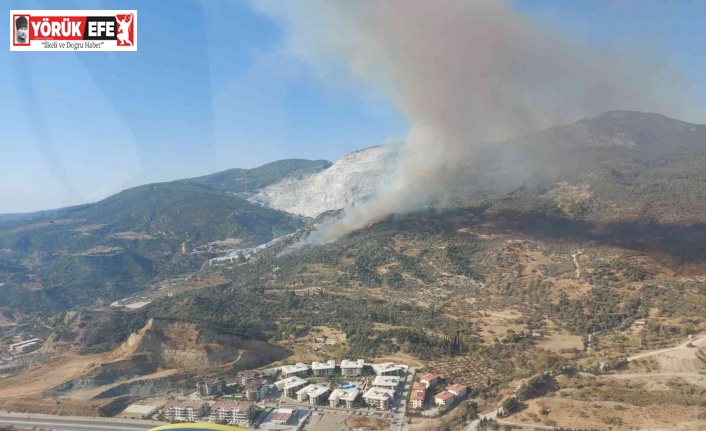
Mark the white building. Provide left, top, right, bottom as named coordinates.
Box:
left=245, top=379, right=269, bottom=401
left=447, top=383, right=468, bottom=399
left=274, top=376, right=309, bottom=397
left=409, top=390, right=425, bottom=409
left=418, top=373, right=442, bottom=389
left=371, top=362, right=404, bottom=376
left=311, top=360, right=336, bottom=376
left=340, top=359, right=365, bottom=376
left=328, top=388, right=359, bottom=408
left=164, top=400, right=209, bottom=421
left=8, top=339, right=42, bottom=354
left=209, top=401, right=254, bottom=426
left=296, top=384, right=330, bottom=405
left=281, top=363, right=309, bottom=378
left=363, top=387, right=396, bottom=410
left=373, top=375, right=401, bottom=390
left=434, top=391, right=456, bottom=407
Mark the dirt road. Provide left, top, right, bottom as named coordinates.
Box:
left=628, top=334, right=705, bottom=362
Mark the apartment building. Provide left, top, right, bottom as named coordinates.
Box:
left=164, top=400, right=209, bottom=421
left=209, top=401, right=254, bottom=426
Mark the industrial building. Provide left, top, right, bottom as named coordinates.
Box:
left=8, top=338, right=42, bottom=354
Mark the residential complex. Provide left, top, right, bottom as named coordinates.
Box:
left=363, top=387, right=396, bottom=410
left=418, top=373, right=442, bottom=389
left=434, top=390, right=456, bottom=407
left=209, top=401, right=254, bottom=426
left=280, top=362, right=309, bottom=378
left=244, top=379, right=268, bottom=401
left=372, top=375, right=401, bottom=390
left=274, top=376, right=309, bottom=397
left=410, top=390, right=425, bottom=409
left=311, top=360, right=336, bottom=376
left=328, top=388, right=359, bottom=408
left=340, top=359, right=365, bottom=376
left=295, top=384, right=330, bottom=405
left=447, top=383, right=468, bottom=398
left=196, top=376, right=226, bottom=396
left=371, top=362, right=405, bottom=376
left=164, top=400, right=209, bottom=421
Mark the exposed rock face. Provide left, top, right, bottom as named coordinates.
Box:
left=252, top=146, right=394, bottom=217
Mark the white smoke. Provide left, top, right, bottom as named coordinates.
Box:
left=256, top=0, right=689, bottom=246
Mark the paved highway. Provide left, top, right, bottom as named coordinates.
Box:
left=0, top=412, right=161, bottom=431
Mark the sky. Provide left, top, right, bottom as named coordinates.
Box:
left=0, top=0, right=705, bottom=214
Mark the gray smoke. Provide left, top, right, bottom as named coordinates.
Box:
left=257, top=0, right=688, bottom=245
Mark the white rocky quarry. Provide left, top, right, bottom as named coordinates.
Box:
left=252, top=146, right=394, bottom=218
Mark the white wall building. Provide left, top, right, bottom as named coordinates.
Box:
left=296, top=384, right=330, bottom=405
left=164, top=400, right=209, bottom=421
left=328, top=388, right=359, bottom=408
left=373, top=375, right=401, bottom=390
left=274, top=376, right=309, bottom=397
left=209, top=401, right=254, bottom=425
left=363, top=387, right=396, bottom=410
left=371, top=362, right=404, bottom=376
left=340, top=359, right=365, bottom=376
left=281, top=363, right=309, bottom=378
left=311, top=360, right=336, bottom=376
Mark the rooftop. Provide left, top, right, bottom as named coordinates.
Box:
left=410, top=391, right=425, bottom=401
left=419, top=373, right=442, bottom=381
left=281, top=363, right=309, bottom=374
left=373, top=375, right=401, bottom=387
left=311, top=360, right=336, bottom=370
left=296, top=384, right=330, bottom=398
left=371, top=362, right=404, bottom=375
left=165, top=400, right=205, bottom=409
left=212, top=401, right=253, bottom=411
left=412, top=382, right=427, bottom=392
left=363, top=387, right=396, bottom=401
left=329, top=388, right=359, bottom=402
left=275, top=376, right=308, bottom=389
left=435, top=391, right=456, bottom=401
left=447, top=383, right=468, bottom=393
left=340, top=359, right=365, bottom=368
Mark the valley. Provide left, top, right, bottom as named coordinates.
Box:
left=0, top=112, right=705, bottom=430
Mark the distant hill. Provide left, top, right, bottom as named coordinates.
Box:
left=0, top=159, right=328, bottom=313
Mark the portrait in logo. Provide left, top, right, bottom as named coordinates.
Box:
left=115, top=13, right=133, bottom=46
left=15, top=15, right=29, bottom=44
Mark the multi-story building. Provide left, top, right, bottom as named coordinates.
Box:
left=280, top=363, right=309, bottom=378
left=412, top=382, right=427, bottom=395
left=434, top=391, right=456, bottom=407
left=328, top=388, right=359, bottom=408
left=371, top=362, right=404, bottom=376
left=296, top=384, right=330, bottom=405
left=239, top=370, right=262, bottom=386
left=245, top=379, right=269, bottom=401
left=340, top=359, right=365, bottom=376
left=362, top=387, right=396, bottom=410
left=164, top=400, right=209, bottom=421
left=418, top=373, right=442, bottom=389
left=274, top=376, right=309, bottom=397
left=447, top=383, right=468, bottom=399
left=311, top=360, right=336, bottom=377
left=372, top=375, right=401, bottom=390
left=409, top=390, right=425, bottom=409
left=196, top=376, right=227, bottom=396
left=209, top=401, right=254, bottom=426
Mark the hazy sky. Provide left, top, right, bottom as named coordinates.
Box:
left=1, top=0, right=705, bottom=214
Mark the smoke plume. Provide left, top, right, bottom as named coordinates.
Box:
left=257, top=0, right=687, bottom=246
